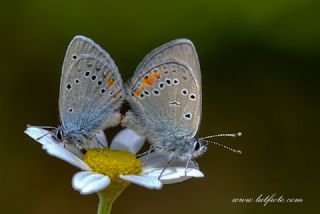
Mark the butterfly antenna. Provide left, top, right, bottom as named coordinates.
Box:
left=200, top=139, right=242, bottom=154
left=27, top=124, right=57, bottom=141
left=35, top=130, right=55, bottom=141
left=199, top=132, right=242, bottom=140
left=27, top=124, right=57, bottom=129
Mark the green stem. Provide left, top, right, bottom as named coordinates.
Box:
left=97, top=182, right=129, bottom=214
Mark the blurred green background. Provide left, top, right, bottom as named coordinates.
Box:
left=0, top=0, right=319, bottom=213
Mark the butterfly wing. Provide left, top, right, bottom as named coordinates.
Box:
left=59, top=36, right=123, bottom=135
left=123, top=39, right=201, bottom=144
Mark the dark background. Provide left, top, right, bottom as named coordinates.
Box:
left=0, top=0, right=319, bottom=213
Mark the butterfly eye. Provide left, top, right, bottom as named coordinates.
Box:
left=55, top=129, right=63, bottom=141
left=194, top=141, right=201, bottom=151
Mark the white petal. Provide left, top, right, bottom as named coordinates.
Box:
left=141, top=153, right=204, bottom=184
left=102, top=112, right=121, bottom=128
left=72, top=171, right=110, bottom=195
left=25, top=127, right=90, bottom=170
left=95, top=130, right=108, bottom=148
left=25, top=127, right=57, bottom=146
left=120, top=175, right=162, bottom=189
left=25, top=126, right=83, bottom=158
left=143, top=168, right=204, bottom=184
left=72, top=171, right=93, bottom=190
left=81, top=131, right=108, bottom=150
left=110, top=128, right=145, bottom=154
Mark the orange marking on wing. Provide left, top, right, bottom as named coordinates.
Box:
left=154, top=72, right=161, bottom=78
left=107, top=78, right=116, bottom=88
left=142, top=75, right=156, bottom=86
left=139, top=84, right=145, bottom=90
left=133, top=90, right=141, bottom=97
left=113, top=91, right=121, bottom=100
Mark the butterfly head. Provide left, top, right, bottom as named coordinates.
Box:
left=191, top=138, right=207, bottom=158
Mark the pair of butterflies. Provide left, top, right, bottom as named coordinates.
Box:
left=33, top=35, right=240, bottom=164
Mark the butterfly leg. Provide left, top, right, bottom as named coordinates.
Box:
left=145, top=145, right=154, bottom=161
left=94, top=130, right=108, bottom=149
left=184, top=156, right=193, bottom=176
left=34, top=128, right=56, bottom=141
left=137, top=145, right=154, bottom=158
left=192, top=158, right=199, bottom=168
left=158, top=156, right=175, bottom=180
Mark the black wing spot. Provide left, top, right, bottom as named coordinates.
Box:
left=66, top=84, right=72, bottom=90
left=165, top=78, right=172, bottom=85
left=153, top=89, right=160, bottom=96
left=189, top=93, right=196, bottom=101
left=159, top=82, right=165, bottom=89
left=144, top=90, right=150, bottom=96
left=100, top=88, right=106, bottom=94
left=72, top=54, right=78, bottom=60
left=181, top=89, right=188, bottom=95
left=85, top=71, right=90, bottom=77
left=173, top=78, right=179, bottom=85
left=183, top=113, right=192, bottom=120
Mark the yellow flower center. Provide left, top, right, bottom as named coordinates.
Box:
left=84, top=148, right=142, bottom=182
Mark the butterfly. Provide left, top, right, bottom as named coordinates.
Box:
left=122, top=39, right=241, bottom=168
left=29, top=35, right=123, bottom=149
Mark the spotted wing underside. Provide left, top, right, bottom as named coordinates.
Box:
left=59, top=36, right=123, bottom=133
left=123, top=39, right=202, bottom=143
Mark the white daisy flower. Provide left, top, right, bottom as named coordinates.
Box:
left=24, top=127, right=204, bottom=195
